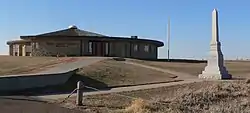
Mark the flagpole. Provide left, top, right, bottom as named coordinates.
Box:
left=167, top=17, right=170, bottom=61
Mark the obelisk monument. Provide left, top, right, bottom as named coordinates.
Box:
left=198, top=9, right=231, bottom=80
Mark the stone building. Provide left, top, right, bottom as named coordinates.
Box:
left=6, top=25, right=164, bottom=59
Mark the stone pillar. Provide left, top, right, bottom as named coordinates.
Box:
left=9, top=45, right=13, bottom=56
left=198, top=9, right=231, bottom=80
left=18, top=44, right=23, bottom=56
left=22, top=45, right=26, bottom=56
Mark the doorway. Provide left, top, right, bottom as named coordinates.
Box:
left=88, top=41, right=109, bottom=56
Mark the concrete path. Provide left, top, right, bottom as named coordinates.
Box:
left=33, top=61, right=201, bottom=101
left=34, top=79, right=203, bottom=101
left=124, top=61, right=196, bottom=80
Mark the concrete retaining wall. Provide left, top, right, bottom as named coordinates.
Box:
left=0, top=69, right=77, bottom=91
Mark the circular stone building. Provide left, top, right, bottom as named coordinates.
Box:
left=7, top=26, right=164, bottom=59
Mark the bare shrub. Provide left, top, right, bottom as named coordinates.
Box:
left=124, top=98, right=150, bottom=113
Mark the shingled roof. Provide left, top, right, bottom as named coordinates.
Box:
left=16, top=25, right=164, bottom=47
left=36, top=25, right=106, bottom=37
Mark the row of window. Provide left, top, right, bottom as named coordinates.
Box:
left=46, top=42, right=78, bottom=47
left=88, top=42, right=109, bottom=55
left=13, top=52, right=31, bottom=56
left=134, top=44, right=150, bottom=52
left=34, top=42, right=150, bottom=53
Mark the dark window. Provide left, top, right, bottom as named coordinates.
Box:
left=144, top=45, right=149, bottom=52
left=134, top=44, right=138, bottom=51
left=26, top=52, right=31, bottom=56
left=88, top=42, right=92, bottom=53
left=105, top=42, right=109, bottom=55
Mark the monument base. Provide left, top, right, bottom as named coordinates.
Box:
left=198, top=65, right=232, bottom=80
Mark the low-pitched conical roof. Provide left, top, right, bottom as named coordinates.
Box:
left=36, top=26, right=106, bottom=37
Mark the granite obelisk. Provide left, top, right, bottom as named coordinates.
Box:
left=198, top=9, right=231, bottom=80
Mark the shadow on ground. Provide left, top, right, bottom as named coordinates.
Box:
left=0, top=73, right=183, bottom=96
left=0, top=74, right=109, bottom=96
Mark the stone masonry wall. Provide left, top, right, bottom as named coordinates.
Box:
left=31, top=40, right=81, bottom=56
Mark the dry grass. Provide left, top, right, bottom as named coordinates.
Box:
left=129, top=59, right=250, bottom=78
left=77, top=59, right=177, bottom=87
left=0, top=56, right=79, bottom=75
left=60, top=80, right=250, bottom=113
left=124, top=98, right=150, bottom=113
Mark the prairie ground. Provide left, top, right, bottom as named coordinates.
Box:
left=129, top=59, right=250, bottom=78
left=0, top=56, right=80, bottom=75
left=7, top=58, right=177, bottom=95
left=76, top=59, right=177, bottom=88
left=2, top=57, right=250, bottom=113
left=60, top=80, right=250, bottom=113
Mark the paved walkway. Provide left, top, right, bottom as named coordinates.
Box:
left=33, top=61, right=201, bottom=101
left=124, top=61, right=196, bottom=80
left=35, top=79, right=203, bottom=101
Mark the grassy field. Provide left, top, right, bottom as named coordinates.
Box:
left=129, top=59, right=250, bottom=78
left=8, top=58, right=178, bottom=95
left=76, top=59, right=177, bottom=88
left=0, top=56, right=79, bottom=75
left=3, top=58, right=250, bottom=112
left=60, top=80, right=250, bottom=113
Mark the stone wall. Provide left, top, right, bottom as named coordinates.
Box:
left=31, top=40, right=81, bottom=56
left=29, top=39, right=158, bottom=59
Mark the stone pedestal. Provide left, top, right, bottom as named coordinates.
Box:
left=198, top=42, right=231, bottom=79
left=198, top=9, right=231, bottom=80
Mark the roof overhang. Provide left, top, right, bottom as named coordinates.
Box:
left=6, top=39, right=31, bottom=45
left=20, top=36, right=164, bottom=47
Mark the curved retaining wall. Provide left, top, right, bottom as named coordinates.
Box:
left=0, top=69, right=77, bottom=92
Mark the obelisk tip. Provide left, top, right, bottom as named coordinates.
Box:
left=213, top=9, right=217, bottom=12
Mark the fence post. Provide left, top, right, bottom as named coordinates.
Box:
left=76, top=81, right=83, bottom=106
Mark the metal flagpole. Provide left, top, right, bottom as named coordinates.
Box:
left=167, top=17, right=170, bottom=61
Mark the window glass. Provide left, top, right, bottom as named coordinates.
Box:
left=144, top=45, right=149, bottom=52
left=134, top=44, right=138, bottom=51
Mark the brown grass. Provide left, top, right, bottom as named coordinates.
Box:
left=124, top=98, right=150, bottom=113
left=0, top=56, right=79, bottom=75
left=60, top=80, right=250, bottom=113
left=129, top=59, right=250, bottom=78
left=77, top=59, right=177, bottom=87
